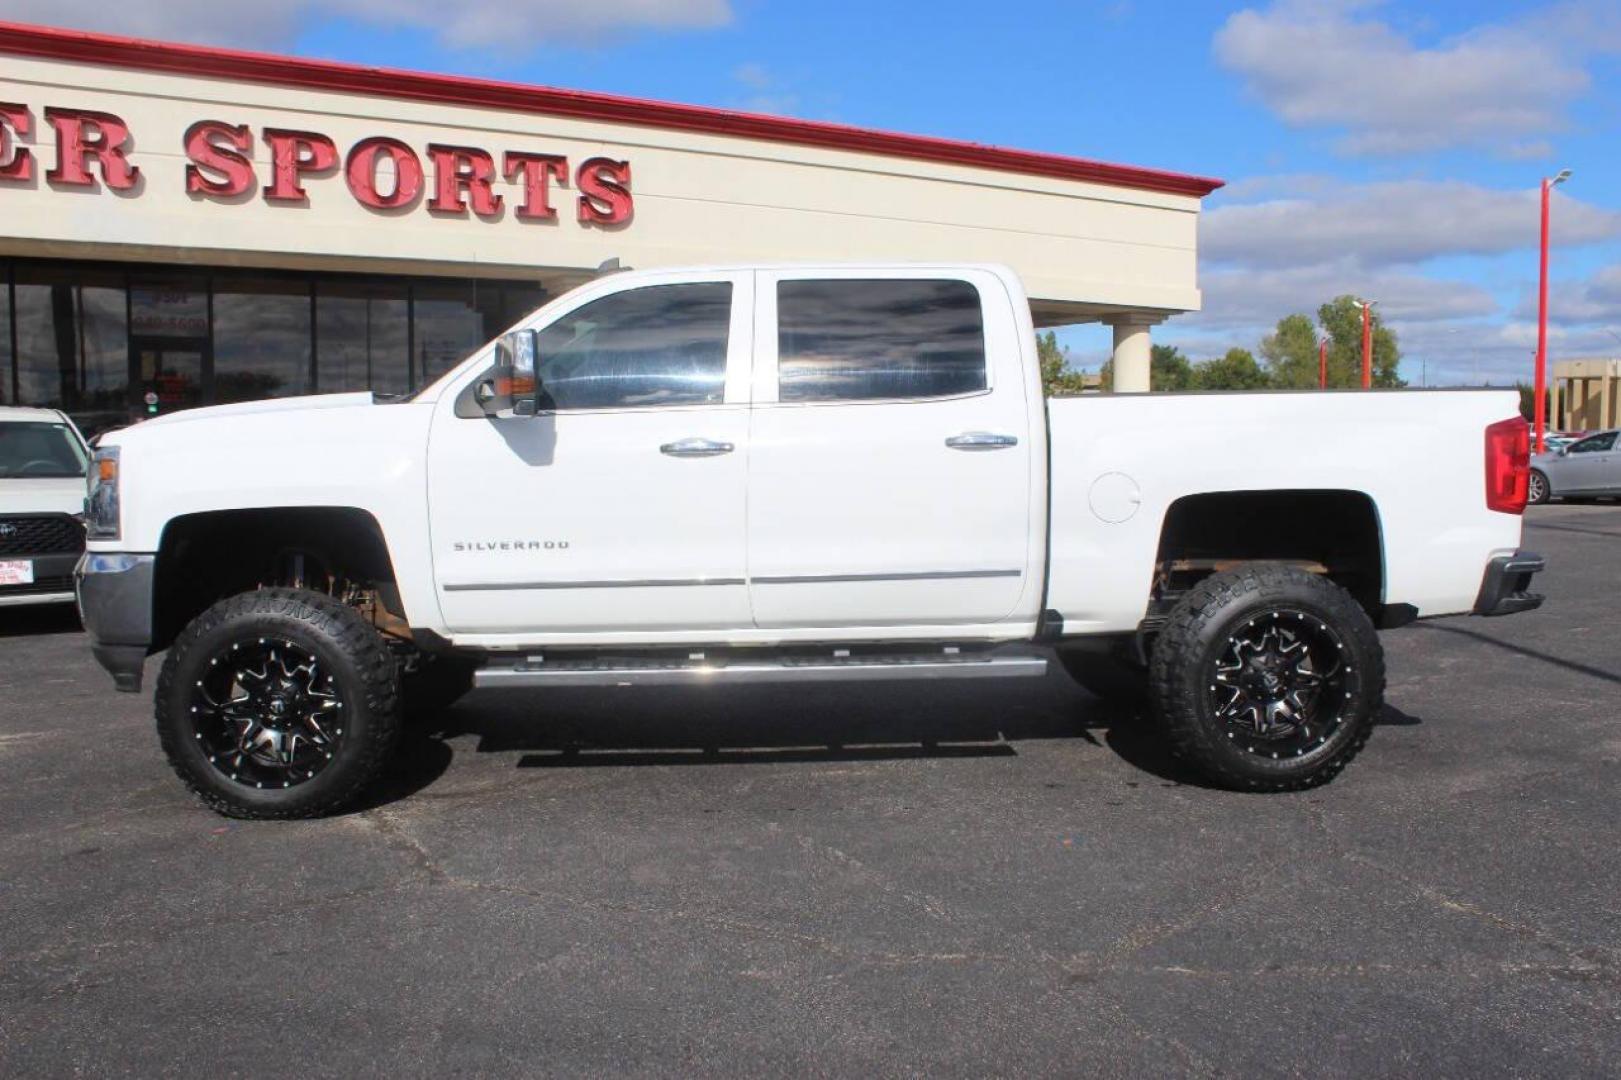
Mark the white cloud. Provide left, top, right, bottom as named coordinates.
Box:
left=1203, top=179, right=1621, bottom=269
left=728, top=62, right=800, bottom=117
left=1514, top=264, right=1621, bottom=326
left=1190, top=263, right=1496, bottom=330
left=733, top=62, right=771, bottom=90
left=0, top=0, right=733, bottom=49
left=1214, top=1, right=1620, bottom=156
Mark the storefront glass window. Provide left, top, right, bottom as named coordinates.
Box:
left=413, top=282, right=486, bottom=388
left=214, top=277, right=312, bottom=403
left=15, top=264, right=129, bottom=434
left=2, top=260, right=566, bottom=422
left=316, top=282, right=409, bottom=396
left=1, top=265, right=12, bottom=406
left=78, top=279, right=129, bottom=434
left=130, top=276, right=208, bottom=417
left=478, top=283, right=552, bottom=341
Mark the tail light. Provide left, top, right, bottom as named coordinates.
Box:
left=1485, top=417, right=1529, bottom=515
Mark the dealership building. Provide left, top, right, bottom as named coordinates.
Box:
left=0, top=21, right=1221, bottom=434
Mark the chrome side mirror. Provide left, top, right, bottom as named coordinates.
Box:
left=479, top=329, right=541, bottom=418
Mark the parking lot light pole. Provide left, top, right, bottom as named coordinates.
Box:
left=1353, top=299, right=1377, bottom=389
left=1319, top=337, right=1328, bottom=389
left=1535, top=169, right=1572, bottom=454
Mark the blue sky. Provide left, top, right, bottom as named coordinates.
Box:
left=7, top=0, right=1620, bottom=384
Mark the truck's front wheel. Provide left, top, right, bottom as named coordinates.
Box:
left=154, top=588, right=402, bottom=818
left=1148, top=564, right=1384, bottom=791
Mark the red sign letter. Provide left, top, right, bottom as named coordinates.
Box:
left=184, top=120, right=254, bottom=197
left=45, top=108, right=140, bottom=190
left=577, top=157, right=632, bottom=225
left=428, top=144, right=502, bottom=216
left=262, top=128, right=338, bottom=203
left=345, top=137, right=424, bottom=210
left=503, top=151, right=568, bottom=222
left=0, top=102, right=32, bottom=182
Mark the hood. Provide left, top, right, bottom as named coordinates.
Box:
left=133, top=392, right=378, bottom=431
left=0, top=475, right=85, bottom=516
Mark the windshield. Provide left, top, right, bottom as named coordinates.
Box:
left=0, top=422, right=89, bottom=479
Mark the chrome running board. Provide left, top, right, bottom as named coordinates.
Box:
left=473, top=650, right=1048, bottom=689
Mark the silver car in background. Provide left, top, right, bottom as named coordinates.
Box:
left=1529, top=429, right=1621, bottom=504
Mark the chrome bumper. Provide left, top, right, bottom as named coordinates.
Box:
left=74, top=552, right=156, bottom=692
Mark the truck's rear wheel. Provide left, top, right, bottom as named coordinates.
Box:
left=1148, top=564, right=1383, bottom=791
left=154, top=588, right=402, bottom=819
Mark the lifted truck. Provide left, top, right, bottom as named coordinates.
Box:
left=75, top=264, right=1545, bottom=817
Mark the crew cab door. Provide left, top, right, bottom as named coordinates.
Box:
left=427, top=272, right=754, bottom=636
left=745, top=269, right=1038, bottom=630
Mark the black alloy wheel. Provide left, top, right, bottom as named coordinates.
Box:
left=1148, top=563, right=1384, bottom=791
left=156, top=588, right=402, bottom=818
left=188, top=637, right=346, bottom=790
left=1209, top=610, right=1349, bottom=761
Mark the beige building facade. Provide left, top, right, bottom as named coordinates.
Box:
left=1552, top=359, right=1620, bottom=432
left=0, top=21, right=1220, bottom=431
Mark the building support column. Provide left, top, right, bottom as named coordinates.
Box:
left=1108, top=314, right=1161, bottom=393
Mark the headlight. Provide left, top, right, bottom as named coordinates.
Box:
left=86, top=446, right=121, bottom=541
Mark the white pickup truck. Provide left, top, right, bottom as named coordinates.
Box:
left=75, top=263, right=1545, bottom=818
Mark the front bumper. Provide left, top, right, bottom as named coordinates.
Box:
left=0, top=550, right=81, bottom=606
left=74, top=552, right=156, bottom=692
left=1473, top=551, right=1546, bottom=617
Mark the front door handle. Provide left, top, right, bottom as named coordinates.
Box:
left=660, top=437, right=735, bottom=457
left=945, top=431, right=1019, bottom=451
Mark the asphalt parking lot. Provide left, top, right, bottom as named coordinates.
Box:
left=2, top=503, right=1618, bottom=1078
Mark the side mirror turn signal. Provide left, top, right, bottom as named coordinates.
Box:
left=482, top=329, right=542, bottom=417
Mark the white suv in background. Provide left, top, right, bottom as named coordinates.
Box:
left=0, top=407, right=90, bottom=607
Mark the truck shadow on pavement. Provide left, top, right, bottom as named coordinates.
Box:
left=0, top=604, right=82, bottom=638
left=364, top=678, right=1427, bottom=808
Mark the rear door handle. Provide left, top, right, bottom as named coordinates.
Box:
left=660, top=437, right=735, bottom=457
left=945, top=431, right=1019, bottom=450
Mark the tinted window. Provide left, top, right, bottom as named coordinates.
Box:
left=777, top=279, right=986, bottom=402
left=316, top=282, right=409, bottom=397
left=536, top=283, right=731, bottom=410
left=1570, top=432, right=1617, bottom=453
left=214, top=276, right=311, bottom=404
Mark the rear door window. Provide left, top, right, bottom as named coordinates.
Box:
left=776, top=279, right=987, bottom=403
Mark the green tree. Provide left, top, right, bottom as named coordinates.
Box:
left=1191, top=347, right=1270, bottom=390
left=1037, top=330, right=1091, bottom=396
left=1259, top=313, right=1321, bottom=388
left=1317, top=295, right=1405, bottom=388
left=1259, top=300, right=1405, bottom=389
left=1150, top=343, right=1193, bottom=391
left=1100, top=344, right=1192, bottom=391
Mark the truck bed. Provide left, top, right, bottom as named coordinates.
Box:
left=1044, top=389, right=1525, bottom=635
